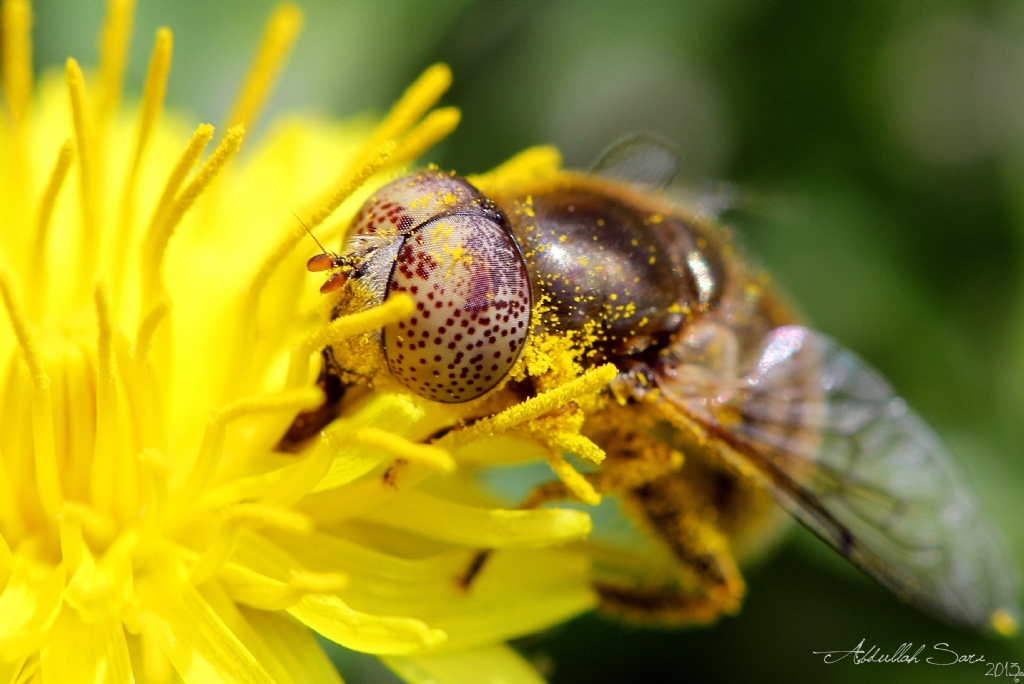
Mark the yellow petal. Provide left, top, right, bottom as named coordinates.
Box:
left=197, top=580, right=300, bottom=684
left=357, top=490, right=591, bottom=548
left=0, top=559, right=64, bottom=662
left=288, top=593, right=446, bottom=655
left=269, top=530, right=597, bottom=652
left=239, top=606, right=342, bottom=684
left=134, top=564, right=275, bottom=684
left=38, top=608, right=132, bottom=684
left=0, top=657, right=27, bottom=684
left=384, top=644, right=547, bottom=684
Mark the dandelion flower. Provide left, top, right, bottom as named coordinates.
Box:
left=0, top=1, right=604, bottom=681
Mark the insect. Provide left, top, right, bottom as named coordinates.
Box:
left=301, top=134, right=1021, bottom=634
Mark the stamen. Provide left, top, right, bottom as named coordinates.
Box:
left=389, top=106, right=461, bottom=168
left=257, top=424, right=344, bottom=507
left=1, top=0, right=32, bottom=127
left=189, top=502, right=312, bottom=585
left=61, top=500, right=117, bottom=548
left=164, top=126, right=245, bottom=223
left=251, top=138, right=393, bottom=296
left=439, top=363, right=618, bottom=449
left=58, top=514, right=85, bottom=575
left=305, top=139, right=396, bottom=229
left=137, top=448, right=169, bottom=547
left=91, top=285, right=119, bottom=516
left=225, top=3, right=302, bottom=134
left=0, top=532, right=11, bottom=582
left=227, top=568, right=347, bottom=611
left=148, top=123, right=214, bottom=235
left=133, top=300, right=170, bottom=452
left=0, top=450, right=21, bottom=539
left=289, top=570, right=347, bottom=594
left=66, top=58, right=100, bottom=297
left=136, top=613, right=172, bottom=683
left=30, top=139, right=76, bottom=311
left=230, top=141, right=396, bottom=392
left=95, top=0, right=136, bottom=128
left=468, top=145, right=562, bottom=193
left=545, top=452, right=600, bottom=505
left=0, top=274, right=63, bottom=519
left=361, top=63, right=452, bottom=156
left=546, top=431, right=606, bottom=464
left=135, top=298, right=169, bottom=362
left=285, top=293, right=413, bottom=388
left=112, top=27, right=172, bottom=300
left=354, top=427, right=456, bottom=473
left=143, top=125, right=245, bottom=306
left=170, top=387, right=324, bottom=519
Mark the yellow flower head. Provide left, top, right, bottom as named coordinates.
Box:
left=0, top=1, right=600, bottom=682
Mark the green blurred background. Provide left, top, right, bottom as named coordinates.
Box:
left=31, top=0, right=1024, bottom=681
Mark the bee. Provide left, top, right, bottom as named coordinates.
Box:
left=299, top=134, right=1021, bottom=635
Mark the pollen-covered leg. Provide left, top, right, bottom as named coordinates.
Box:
left=616, top=475, right=747, bottom=623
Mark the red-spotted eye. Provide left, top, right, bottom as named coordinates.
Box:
left=382, top=212, right=532, bottom=403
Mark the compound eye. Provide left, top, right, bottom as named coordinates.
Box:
left=382, top=213, right=532, bottom=403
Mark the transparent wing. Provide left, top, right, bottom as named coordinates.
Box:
left=589, top=132, right=681, bottom=190
left=657, top=325, right=1021, bottom=632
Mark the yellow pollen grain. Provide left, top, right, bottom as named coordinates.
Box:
left=390, top=106, right=461, bottom=169
left=96, top=0, right=135, bottom=128
left=1, top=0, right=32, bottom=127
left=225, top=3, right=302, bottom=134
left=0, top=274, right=63, bottom=518
left=354, top=427, right=456, bottom=473
left=441, top=363, right=618, bottom=449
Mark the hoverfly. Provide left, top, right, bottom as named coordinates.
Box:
left=296, top=133, right=1021, bottom=635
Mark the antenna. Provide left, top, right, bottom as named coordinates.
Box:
left=293, top=212, right=329, bottom=255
